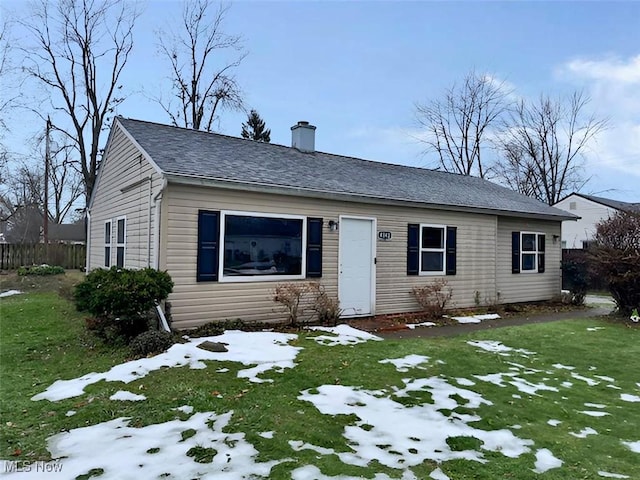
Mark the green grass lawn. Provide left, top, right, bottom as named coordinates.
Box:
left=1, top=287, right=639, bottom=479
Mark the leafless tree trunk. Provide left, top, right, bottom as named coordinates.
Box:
left=495, top=92, right=607, bottom=205
left=415, top=70, right=510, bottom=178
left=156, top=0, right=246, bottom=131
left=20, top=0, right=139, bottom=204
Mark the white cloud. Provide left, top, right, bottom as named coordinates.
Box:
left=557, top=55, right=640, bottom=196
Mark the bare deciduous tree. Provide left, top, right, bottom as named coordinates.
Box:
left=416, top=70, right=510, bottom=178
left=156, top=0, right=246, bottom=131
left=495, top=92, right=607, bottom=205
left=20, top=0, right=139, bottom=203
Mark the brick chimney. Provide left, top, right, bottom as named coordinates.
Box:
left=291, top=121, right=316, bottom=152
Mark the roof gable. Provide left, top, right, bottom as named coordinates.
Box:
left=115, top=117, right=576, bottom=220
left=575, top=193, right=640, bottom=213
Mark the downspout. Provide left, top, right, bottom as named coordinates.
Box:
left=85, top=210, right=91, bottom=274
left=146, top=176, right=153, bottom=267
left=152, top=177, right=167, bottom=270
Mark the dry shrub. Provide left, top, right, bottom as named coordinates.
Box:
left=273, top=282, right=341, bottom=327
left=411, top=279, right=453, bottom=319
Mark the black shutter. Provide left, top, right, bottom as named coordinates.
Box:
left=197, top=211, right=220, bottom=282
left=538, top=234, right=546, bottom=273
left=512, top=231, right=520, bottom=274
left=445, top=226, right=457, bottom=275
left=306, top=218, right=323, bottom=278
left=407, top=224, right=420, bottom=275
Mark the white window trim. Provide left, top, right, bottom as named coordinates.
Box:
left=104, top=220, right=112, bottom=267
left=419, top=223, right=446, bottom=276
left=116, top=216, right=127, bottom=268
left=520, top=231, right=542, bottom=274
left=218, top=210, right=307, bottom=283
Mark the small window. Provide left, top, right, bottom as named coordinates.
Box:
left=104, top=221, right=112, bottom=267
left=520, top=232, right=544, bottom=273
left=220, top=212, right=305, bottom=281
left=420, top=225, right=445, bottom=275
left=116, top=217, right=126, bottom=268
left=569, top=201, right=577, bottom=210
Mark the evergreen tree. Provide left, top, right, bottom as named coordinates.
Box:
left=241, top=109, right=271, bottom=142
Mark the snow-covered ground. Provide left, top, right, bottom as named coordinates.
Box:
left=0, top=290, right=22, bottom=298
left=3, top=325, right=638, bottom=479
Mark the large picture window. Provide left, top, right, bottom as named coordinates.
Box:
left=220, top=212, right=305, bottom=281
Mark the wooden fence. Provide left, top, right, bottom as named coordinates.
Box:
left=0, top=243, right=86, bottom=270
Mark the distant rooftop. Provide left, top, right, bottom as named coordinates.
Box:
left=571, top=193, right=640, bottom=213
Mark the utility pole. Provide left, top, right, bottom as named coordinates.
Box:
left=44, top=117, right=51, bottom=244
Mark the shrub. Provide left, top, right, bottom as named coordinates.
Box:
left=561, top=250, right=589, bottom=305
left=17, top=264, right=65, bottom=276
left=273, top=282, right=309, bottom=326
left=411, top=279, right=453, bottom=319
left=75, top=267, right=174, bottom=342
left=307, top=283, right=342, bottom=326
left=189, top=319, right=245, bottom=337
left=589, top=211, right=640, bottom=315
left=130, top=330, right=175, bottom=357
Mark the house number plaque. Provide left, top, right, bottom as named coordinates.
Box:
left=378, top=231, right=392, bottom=241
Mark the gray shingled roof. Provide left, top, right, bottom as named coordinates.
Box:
left=118, top=117, right=575, bottom=220
left=576, top=193, right=640, bottom=213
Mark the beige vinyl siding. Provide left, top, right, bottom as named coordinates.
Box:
left=163, top=184, right=499, bottom=329
left=88, top=126, right=160, bottom=271
left=496, top=217, right=562, bottom=303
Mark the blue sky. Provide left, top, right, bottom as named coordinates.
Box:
left=4, top=0, right=640, bottom=201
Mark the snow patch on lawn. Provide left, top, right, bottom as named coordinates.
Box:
left=584, top=403, right=606, bottom=408
left=32, top=331, right=301, bottom=401
left=580, top=411, right=610, bottom=417
left=17, top=411, right=280, bottom=479
left=620, top=393, right=640, bottom=402
left=172, top=405, right=193, bottom=414
left=547, top=419, right=562, bottom=427
left=452, top=313, right=500, bottom=324
left=109, top=390, right=146, bottom=401
left=570, top=427, right=598, bottom=438
left=299, top=381, right=533, bottom=470
left=379, top=354, right=430, bottom=372
left=553, top=363, right=575, bottom=370
left=467, top=340, right=535, bottom=357
left=533, top=448, right=563, bottom=473
left=430, top=467, right=451, bottom=480
left=473, top=371, right=558, bottom=396
left=0, top=289, right=22, bottom=298
left=598, top=472, right=630, bottom=478
left=571, top=372, right=600, bottom=386
left=622, top=441, right=640, bottom=453
left=456, top=378, right=475, bottom=386
left=290, top=465, right=417, bottom=480
left=308, top=325, right=382, bottom=346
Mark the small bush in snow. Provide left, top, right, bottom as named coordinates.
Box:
left=130, top=330, right=175, bottom=357
left=75, top=267, right=173, bottom=343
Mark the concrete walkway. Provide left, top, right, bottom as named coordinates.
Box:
left=379, top=305, right=614, bottom=340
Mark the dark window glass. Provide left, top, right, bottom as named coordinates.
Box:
left=104, top=247, right=111, bottom=267
left=421, top=251, right=444, bottom=272
left=422, top=227, right=444, bottom=249
left=117, top=219, right=126, bottom=244
left=116, top=247, right=125, bottom=268
left=223, top=215, right=303, bottom=276
left=522, top=253, right=536, bottom=271
left=105, top=222, right=111, bottom=244
left=522, top=233, right=536, bottom=252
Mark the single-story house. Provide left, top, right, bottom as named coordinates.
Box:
left=553, top=193, right=640, bottom=249
left=87, top=117, right=577, bottom=329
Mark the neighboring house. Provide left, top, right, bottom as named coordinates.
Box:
left=553, top=193, right=640, bottom=249
left=86, top=117, right=577, bottom=329
left=49, top=222, right=87, bottom=245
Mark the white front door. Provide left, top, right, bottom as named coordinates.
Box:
left=339, top=217, right=376, bottom=317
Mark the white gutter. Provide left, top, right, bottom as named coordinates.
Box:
left=146, top=176, right=153, bottom=267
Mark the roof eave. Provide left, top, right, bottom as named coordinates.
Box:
left=164, top=173, right=577, bottom=222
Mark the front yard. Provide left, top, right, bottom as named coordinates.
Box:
left=1, top=289, right=639, bottom=479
